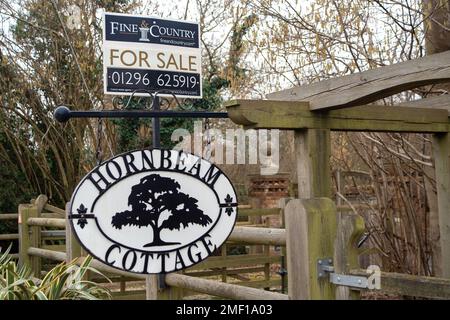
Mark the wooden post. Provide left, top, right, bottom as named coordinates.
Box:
left=29, top=204, right=41, bottom=277
left=336, top=170, right=342, bottom=206
left=145, top=274, right=183, bottom=300
left=19, top=203, right=40, bottom=276
left=30, top=195, right=47, bottom=277
left=34, top=195, right=48, bottom=215
left=334, top=211, right=365, bottom=300
left=263, top=216, right=271, bottom=290
left=285, top=198, right=337, bottom=299
left=146, top=275, right=158, bottom=300
left=263, top=246, right=271, bottom=289
left=221, top=244, right=227, bottom=283
left=18, top=204, right=31, bottom=268
left=295, top=129, right=332, bottom=199
left=120, top=277, right=126, bottom=293
left=278, top=197, right=293, bottom=294
left=433, top=132, right=450, bottom=278
left=65, top=202, right=81, bottom=262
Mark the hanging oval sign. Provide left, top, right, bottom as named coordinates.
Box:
left=69, top=149, right=238, bottom=274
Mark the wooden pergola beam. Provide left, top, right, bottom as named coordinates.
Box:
left=225, top=99, right=450, bottom=133
left=396, top=95, right=450, bottom=116
left=267, top=50, right=450, bottom=111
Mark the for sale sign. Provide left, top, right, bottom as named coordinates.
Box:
left=103, top=12, right=202, bottom=98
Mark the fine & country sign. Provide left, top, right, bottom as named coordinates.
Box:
left=69, top=149, right=238, bottom=274
left=103, top=12, right=202, bottom=98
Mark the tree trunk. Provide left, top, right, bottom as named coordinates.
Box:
left=144, top=221, right=180, bottom=247
left=423, top=0, right=450, bottom=55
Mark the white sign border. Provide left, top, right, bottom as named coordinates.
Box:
left=69, top=148, right=238, bottom=274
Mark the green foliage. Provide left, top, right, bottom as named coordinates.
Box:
left=0, top=247, right=111, bottom=300
left=0, top=130, right=34, bottom=236
left=113, top=98, right=152, bottom=153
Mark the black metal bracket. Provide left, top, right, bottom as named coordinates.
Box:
left=54, top=89, right=229, bottom=123
left=53, top=106, right=229, bottom=123
left=158, top=273, right=167, bottom=290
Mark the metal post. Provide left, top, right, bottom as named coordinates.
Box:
left=152, top=96, right=163, bottom=292
left=152, top=96, right=161, bottom=149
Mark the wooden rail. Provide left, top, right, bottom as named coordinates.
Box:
left=226, top=100, right=450, bottom=133
left=164, top=274, right=288, bottom=300
left=0, top=214, right=18, bottom=220
left=228, top=226, right=286, bottom=245
left=0, top=233, right=19, bottom=240
left=238, top=208, right=281, bottom=217
left=23, top=217, right=285, bottom=245
left=350, top=269, right=450, bottom=299
left=0, top=212, right=20, bottom=260
left=27, top=217, right=65, bottom=228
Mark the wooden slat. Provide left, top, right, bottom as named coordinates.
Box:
left=189, top=254, right=281, bottom=270
left=90, top=276, right=140, bottom=283
left=350, top=269, right=450, bottom=299
left=41, top=230, right=66, bottom=237
left=397, top=95, right=450, bottom=115
left=225, top=100, right=450, bottom=133
left=233, top=279, right=281, bottom=289
left=113, top=290, right=146, bottom=300
left=185, top=266, right=265, bottom=278
left=267, top=50, right=450, bottom=110
left=238, top=208, right=281, bottom=217
left=235, top=222, right=266, bottom=227
left=41, top=245, right=66, bottom=252
left=334, top=212, right=365, bottom=300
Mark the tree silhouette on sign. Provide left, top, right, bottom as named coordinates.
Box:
left=111, top=174, right=212, bottom=247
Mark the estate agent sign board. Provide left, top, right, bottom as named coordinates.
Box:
left=103, top=12, right=202, bottom=98
left=69, top=149, right=238, bottom=274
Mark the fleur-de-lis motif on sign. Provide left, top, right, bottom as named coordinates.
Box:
left=77, top=204, right=88, bottom=229
left=224, top=194, right=234, bottom=216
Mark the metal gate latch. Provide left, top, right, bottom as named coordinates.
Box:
left=317, top=258, right=369, bottom=289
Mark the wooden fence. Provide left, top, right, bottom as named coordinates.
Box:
left=4, top=193, right=450, bottom=299
left=0, top=214, right=19, bottom=260
left=3, top=194, right=287, bottom=300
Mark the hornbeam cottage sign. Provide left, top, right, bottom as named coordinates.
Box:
left=69, top=149, right=238, bottom=274
left=103, top=12, right=202, bottom=98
